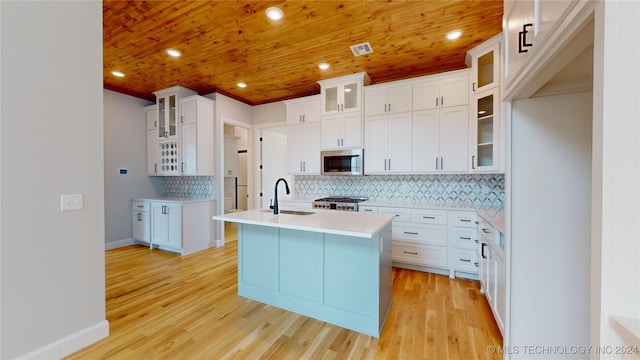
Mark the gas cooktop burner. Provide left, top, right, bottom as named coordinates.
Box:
left=314, top=196, right=368, bottom=203
left=312, top=196, right=368, bottom=211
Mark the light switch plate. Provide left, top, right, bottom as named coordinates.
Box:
left=61, top=194, right=83, bottom=211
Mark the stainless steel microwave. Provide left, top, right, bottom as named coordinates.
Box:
left=321, top=149, right=363, bottom=175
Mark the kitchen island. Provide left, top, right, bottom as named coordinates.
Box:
left=213, top=209, right=395, bottom=337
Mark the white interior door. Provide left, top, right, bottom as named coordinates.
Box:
left=259, top=129, right=289, bottom=208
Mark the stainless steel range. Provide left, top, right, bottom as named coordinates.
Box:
left=313, top=196, right=368, bottom=212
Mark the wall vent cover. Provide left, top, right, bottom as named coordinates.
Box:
left=350, top=42, right=373, bottom=56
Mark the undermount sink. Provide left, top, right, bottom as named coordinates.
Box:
left=262, top=209, right=315, bottom=215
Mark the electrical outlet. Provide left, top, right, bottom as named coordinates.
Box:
left=61, top=194, right=84, bottom=211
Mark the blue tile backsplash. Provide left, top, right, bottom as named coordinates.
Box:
left=164, top=176, right=216, bottom=198
left=293, top=174, right=504, bottom=207
left=162, top=174, right=504, bottom=207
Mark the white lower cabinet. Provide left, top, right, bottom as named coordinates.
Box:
left=132, top=200, right=151, bottom=244
left=448, top=211, right=479, bottom=276
left=478, top=216, right=506, bottom=335
left=361, top=206, right=447, bottom=269
left=134, top=199, right=214, bottom=255
left=392, top=241, right=448, bottom=268
left=151, top=202, right=182, bottom=251
left=360, top=205, right=486, bottom=279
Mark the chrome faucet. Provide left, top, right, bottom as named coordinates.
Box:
left=273, top=178, right=290, bottom=214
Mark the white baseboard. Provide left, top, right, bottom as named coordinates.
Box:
left=212, top=239, right=224, bottom=247
left=17, top=320, right=109, bottom=360
left=105, top=238, right=134, bottom=250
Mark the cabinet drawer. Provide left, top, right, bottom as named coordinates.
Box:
left=411, top=209, right=448, bottom=225
left=359, top=206, right=378, bottom=213
left=132, top=200, right=150, bottom=212
left=450, top=248, right=479, bottom=273
left=393, top=241, right=448, bottom=268
left=450, top=227, right=478, bottom=250
left=378, top=207, right=411, bottom=223
left=393, top=224, right=447, bottom=246
left=448, top=211, right=477, bottom=228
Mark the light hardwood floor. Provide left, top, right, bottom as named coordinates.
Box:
left=66, top=225, right=502, bottom=359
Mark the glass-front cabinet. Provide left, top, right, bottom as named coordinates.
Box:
left=471, top=89, right=500, bottom=172
left=469, top=37, right=500, bottom=94
left=318, top=72, right=370, bottom=115
left=157, top=93, right=177, bottom=139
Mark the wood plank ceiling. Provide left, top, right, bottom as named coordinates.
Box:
left=103, top=1, right=503, bottom=105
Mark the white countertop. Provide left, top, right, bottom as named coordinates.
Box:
left=133, top=197, right=215, bottom=204
left=476, top=207, right=505, bottom=233
left=213, top=208, right=395, bottom=239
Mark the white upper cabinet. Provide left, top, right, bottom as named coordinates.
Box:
left=413, top=73, right=469, bottom=111
left=180, top=95, right=215, bottom=176
left=145, top=105, right=158, bottom=176
left=147, top=90, right=214, bottom=177
left=364, top=83, right=412, bottom=116
left=318, top=73, right=370, bottom=150
left=318, top=72, right=371, bottom=115
left=470, top=89, right=501, bottom=172
left=412, top=106, right=469, bottom=173
left=153, top=86, right=197, bottom=140
left=287, top=123, right=321, bottom=175
left=466, top=34, right=502, bottom=94
left=320, top=113, right=362, bottom=149
left=364, top=112, right=412, bottom=174
left=284, top=95, right=321, bottom=125
left=504, top=0, right=535, bottom=84
left=285, top=95, right=321, bottom=174
left=467, top=34, right=504, bottom=173
left=503, top=0, right=577, bottom=86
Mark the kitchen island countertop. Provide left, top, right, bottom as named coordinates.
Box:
left=213, top=208, right=395, bottom=239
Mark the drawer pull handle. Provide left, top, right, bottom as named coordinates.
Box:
left=461, top=219, right=471, bottom=222
left=395, top=214, right=400, bottom=217
left=481, top=243, right=487, bottom=258
left=404, top=231, right=419, bottom=235
left=403, top=251, right=418, bottom=255
left=460, top=237, right=471, bottom=240
left=460, top=258, right=471, bottom=262
left=137, top=205, right=144, bottom=208
left=474, top=262, right=479, bottom=267
left=422, top=216, right=436, bottom=219
left=364, top=209, right=374, bottom=212
left=482, top=229, right=490, bottom=234
left=475, top=239, right=480, bottom=243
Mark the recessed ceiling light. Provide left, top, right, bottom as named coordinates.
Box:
left=237, top=82, right=247, bottom=88
left=265, top=7, right=284, bottom=21
left=111, top=70, right=125, bottom=77
left=166, top=48, right=182, bottom=57
left=446, top=30, right=463, bottom=40
left=318, top=62, right=330, bottom=70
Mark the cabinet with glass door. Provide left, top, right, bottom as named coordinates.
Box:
left=471, top=89, right=500, bottom=172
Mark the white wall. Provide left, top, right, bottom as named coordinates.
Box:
left=252, top=101, right=286, bottom=126
left=0, top=2, right=108, bottom=358
left=594, top=0, right=640, bottom=352
left=104, top=90, right=163, bottom=248
left=510, top=92, right=592, bottom=358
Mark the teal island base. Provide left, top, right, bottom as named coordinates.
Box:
left=238, top=223, right=393, bottom=337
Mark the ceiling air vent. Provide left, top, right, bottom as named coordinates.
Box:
left=350, top=42, right=373, bottom=56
